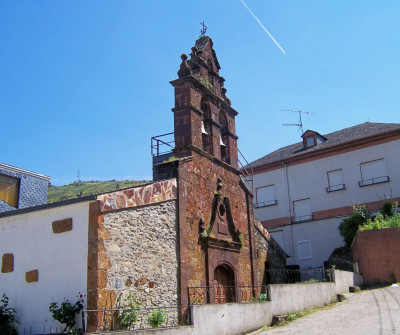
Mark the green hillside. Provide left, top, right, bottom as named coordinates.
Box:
left=47, top=180, right=150, bottom=203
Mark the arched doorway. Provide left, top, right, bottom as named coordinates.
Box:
left=213, top=264, right=235, bottom=303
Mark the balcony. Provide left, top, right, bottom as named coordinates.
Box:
left=325, top=184, right=346, bottom=193
left=254, top=199, right=278, bottom=208
left=358, top=176, right=389, bottom=187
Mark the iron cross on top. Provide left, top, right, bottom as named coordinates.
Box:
left=200, top=21, right=207, bottom=36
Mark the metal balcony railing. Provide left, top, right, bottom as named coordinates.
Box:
left=151, top=132, right=175, bottom=157
left=358, top=176, right=389, bottom=187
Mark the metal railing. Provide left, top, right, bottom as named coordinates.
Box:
left=238, top=148, right=254, bottom=194
left=325, top=184, right=346, bottom=193
left=188, top=285, right=267, bottom=305
left=264, top=268, right=333, bottom=284
left=358, top=175, right=389, bottom=187
left=254, top=199, right=278, bottom=208
left=292, top=214, right=313, bottom=223
left=151, top=132, right=175, bottom=157
left=82, top=305, right=190, bottom=333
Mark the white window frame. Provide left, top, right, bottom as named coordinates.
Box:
left=326, top=169, right=345, bottom=192
left=298, top=240, right=312, bottom=260
left=293, top=198, right=312, bottom=223
left=358, top=159, right=389, bottom=187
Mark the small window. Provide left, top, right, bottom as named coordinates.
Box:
left=359, top=159, right=389, bottom=187
left=255, top=185, right=277, bottom=208
left=326, top=169, right=345, bottom=192
left=293, top=199, right=312, bottom=223
left=306, top=136, right=315, bottom=147
left=0, top=174, right=20, bottom=208
left=298, top=240, right=312, bottom=260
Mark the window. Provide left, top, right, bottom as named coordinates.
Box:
left=293, top=199, right=312, bottom=223
left=359, top=159, right=389, bottom=187
left=0, top=174, right=19, bottom=208
left=298, top=240, right=312, bottom=260
left=255, top=185, right=277, bottom=208
left=306, top=136, right=315, bottom=147
left=326, top=169, right=345, bottom=192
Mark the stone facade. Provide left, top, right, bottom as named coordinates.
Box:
left=87, top=179, right=179, bottom=331
left=102, top=201, right=178, bottom=308
left=254, top=219, right=287, bottom=286
left=171, top=36, right=278, bottom=305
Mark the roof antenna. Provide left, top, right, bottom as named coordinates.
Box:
left=282, top=109, right=314, bottom=135
left=200, top=21, right=207, bottom=36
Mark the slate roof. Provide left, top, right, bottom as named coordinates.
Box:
left=248, top=122, right=400, bottom=170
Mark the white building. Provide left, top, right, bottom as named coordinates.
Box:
left=248, top=122, right=400, bottom=268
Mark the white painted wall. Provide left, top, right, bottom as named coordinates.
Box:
left=0, top=201, right=92, bottom=334
left=253, top=139, right=400, bottom=267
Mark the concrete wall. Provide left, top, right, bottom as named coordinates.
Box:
left=268, top=282, right=336, bottom=316
left=191, top=302, right=272, bottom=335
left=91, top=326, right=194, bottom=335
left=333, top=269, right=362, bottom=293
left=0, top=200, right=92, bottom=334
left=352, top=228, right=400, bottom=284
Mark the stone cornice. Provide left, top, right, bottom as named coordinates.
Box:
left=170, top=76, right=238, bottom=117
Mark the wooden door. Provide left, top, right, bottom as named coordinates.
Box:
left=214, top=265, right=235, bottom=303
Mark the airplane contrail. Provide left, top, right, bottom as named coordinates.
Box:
left=239, top=0, right=286, bottom=55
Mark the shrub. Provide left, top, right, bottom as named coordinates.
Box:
left=0, top=293, right=18, bottom=335
left=360, top=213, right=400, bottom=231
left=379, top=201, right=397, bottom=218
left=49, top=293, right=84, bottom=333
left=148, top=309, right=166, bottom=328
left=338, top=204, right=368, bottom=246
left=250, top=293, right=267, bottom=302
left=117, top=292, right=140, bottom=330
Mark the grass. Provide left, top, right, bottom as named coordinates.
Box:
left=47, top=179, right=151, bottom=203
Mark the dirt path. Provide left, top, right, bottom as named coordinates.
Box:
left=256, top=286, right=400, bottom=335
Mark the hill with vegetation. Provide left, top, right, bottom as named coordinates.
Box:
left=47, top=180, right=150, bottom=203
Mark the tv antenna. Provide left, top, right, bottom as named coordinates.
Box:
left=282, top=109, right=314, bottom=134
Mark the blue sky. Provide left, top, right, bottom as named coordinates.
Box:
left=1, top=1, right=399, bottom=185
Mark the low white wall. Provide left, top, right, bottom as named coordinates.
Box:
left=268, top=282, right=336, bottom=316
left=191, top=302, right=272, bottom=335
left=90, top=326, right=194, bottom=335
left=333, top=269, right=362, bottom=293
left=0, top=201, right=92, bottom=334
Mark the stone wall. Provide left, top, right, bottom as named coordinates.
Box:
left=87, top=179, right=178, bottom=332
left=254, top=219, right=287, bottom=286
left=352, top=228, right=400, bottom=284
left=102, top=201, right=178, bottom=308
left=177, top=152, right=258, bottom=305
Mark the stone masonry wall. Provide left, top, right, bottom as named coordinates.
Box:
left=177, top=152, right=258, bottom=305
left=102, top=201, right=178, bottom=308
left=254, top=221, right=287, bottom=287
